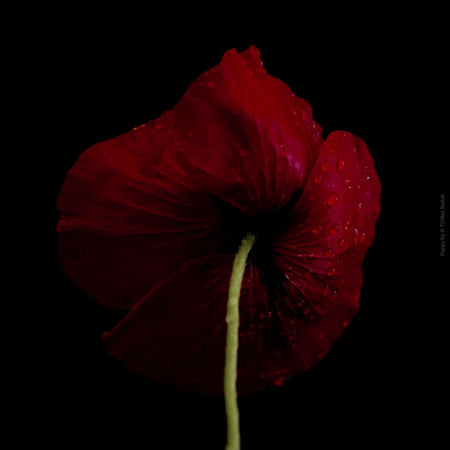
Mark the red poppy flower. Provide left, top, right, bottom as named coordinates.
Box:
left=57, top=46, right=380, bottom=395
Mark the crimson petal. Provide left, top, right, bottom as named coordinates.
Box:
left=58, top=47, right=381, bottom=394
left=57, top=46, right=323, bottom=310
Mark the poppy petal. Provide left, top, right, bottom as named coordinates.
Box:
left=167, top=46, right=323, bottom=214
left=58, top=47, right=380, bottom=395
left=57, top=111, right=224, bottom=309
left=102, top=254, right=234, bottom=394
left=267, top=131, right=381, bottom=369
left=101, top=245, right=362, bottom=395
left=57, top=47, right=323, bottom=309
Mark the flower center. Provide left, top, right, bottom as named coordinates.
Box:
left=210, top=189, right=303, bottom=299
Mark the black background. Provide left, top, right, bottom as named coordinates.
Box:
left=54, top=10, right=445, bottom=449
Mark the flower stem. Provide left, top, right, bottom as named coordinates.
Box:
left=224, top=233, right=256, bottom=450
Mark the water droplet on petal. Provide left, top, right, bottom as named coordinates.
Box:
left=274, top=377, right=285, bottom=386
left=301, top=110, right=309, bottom=121
left=343, top=177, right=352, bottom=189
left=154, top=121, right=163, bottom=130
left=323, top=285, right=330, bottom=296
left=312, top=226, right=322, bottom=235
left=321, top=160, right=330, bottom=172
left=337, top=158, right=346, bottom=171
left=327, top=192, right=339, bottom=206
left=327, top=267, right=336, bottom=276
left=338, top=238, right=345, bottom=248
left=359, top=232, right=367, bottom=243
left=354, top=228, right=360, bottom=244
left=329, top=224, right=338, bottom=234
left=356, top=201, right=364, bottom=212
left=323, top=248, right=333, bottom=258
left=290, top=108, right=298, bottom=118
left=342, top=320, right=351, bottom=327
left=314, top=174, right=323, bottom=184
left=207, top=81, right=214, bottom=88
left=343, top=218, right=351, bottom=231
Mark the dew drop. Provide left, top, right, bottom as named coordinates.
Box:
left=274, top=377, right=285, bottom=386
left=314, top=174, right=323, bottom=184
left=321, top=160, right=330, bottom=172
left=338, top=238, right=345, bottom=248
left=343, top=177, right=352, bottom=189
left=356, top=185, right=362, bottom=197
left=290, top=108, right=298, bottom=118
left=301, top=110, right=309, bottom=121
left=323, top=248, right=333, bottom=258
left=337, top=158, right=346, bottom=171
left=362, top=164, right=370, bottom=172
left=312, top=226, right=322, bottom=235
left=342, top=320, right=351, bottom=327
left=359, top=232, right=367, bottom=243
left=343, top=218, right=351, bottom=231
left=207, top=81, right=214, bottom=88
left=329, top=223, right=338, bottom=234
left=323, top=285, right=330, bottom=296
left=356, top=201, right=364, bottom=212
left=326, top=267, right=336, bottom=276
left=154, top=121, right=163, bottom=130
left=327, top=192, right=339, bottom=206
left=354, top=228, right=360, bottom=244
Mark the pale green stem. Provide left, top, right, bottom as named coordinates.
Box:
left=224, top=233, right=256, bottom=450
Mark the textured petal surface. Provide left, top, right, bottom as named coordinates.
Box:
left=58, top=47, right=381, bottom=394
left=57, top=46, right=323, bottom=309
left=102, top=128, right=381, bottom=394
